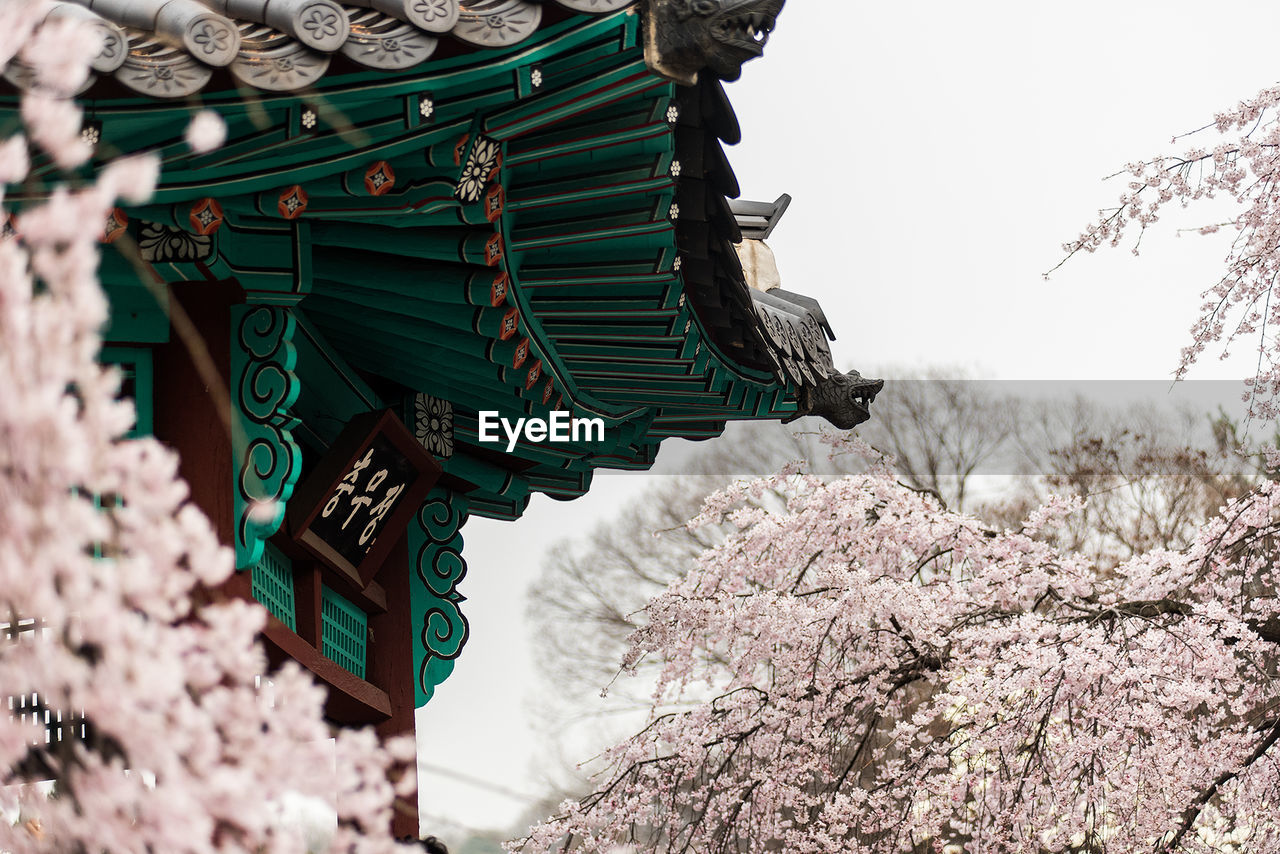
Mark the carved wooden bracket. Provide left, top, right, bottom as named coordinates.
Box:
left=408, top=488, right=469, bottom=706
left=231, top=305, right=302, bottom=570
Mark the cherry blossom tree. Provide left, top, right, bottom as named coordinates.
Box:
left=518, top=445, right=1280, bottom=852
left=0, top=6, right=413, bottom=853
left=530, top=378, right=1037, bottom=743
left=515, top=85, right=1280, bottom=853
left=528, top=392, right=1256, bottom=792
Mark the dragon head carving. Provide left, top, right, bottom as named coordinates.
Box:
left=793, top=370, right=884, bottom=430
left=644, top=0, right=785, bottom=85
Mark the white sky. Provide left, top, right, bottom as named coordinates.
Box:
left=416, top=0, right=1280, bottom=836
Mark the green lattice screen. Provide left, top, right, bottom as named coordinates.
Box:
left=321, top=586, right=367, bottom=680
left=99, top=346, right=152, bottom=438
left=251, top=543, right=296, bottom=630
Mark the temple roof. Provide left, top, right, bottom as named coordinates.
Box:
left=730, top=193, right=789, bottom=241
left=17, top=0, right=636, bottom=98
left=672, top=79, right=876, bottom=421
left=3, top=5, right=878, bottom=528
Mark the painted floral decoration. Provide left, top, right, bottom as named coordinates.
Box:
left=277, top=185, right=309, bottom=220
left=414, top=394, right=454, bottom=458
left=138, top=222, right=212, bottom=262
left=455, top=135, right=501, bottom=203
left=103, top=208, right=128, bottom=243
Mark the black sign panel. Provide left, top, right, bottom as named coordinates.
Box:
left=308, top=433, right=417, bottom=569
left=288, top=409, right=442, bottom=588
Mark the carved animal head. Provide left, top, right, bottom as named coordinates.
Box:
left=644, top=0, right=785, bottom=84
left=796, top=370, right=883, bottom=430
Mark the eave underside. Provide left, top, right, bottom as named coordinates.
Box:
left=6, top=10, right=852, bottom=522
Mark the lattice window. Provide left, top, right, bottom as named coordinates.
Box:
left=320, top=586, right=367, bottom=680
left=251, top=543, right=297, bottom=630
left=99, top=346, right=153, bottom=439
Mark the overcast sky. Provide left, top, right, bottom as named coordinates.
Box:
left=416, top=0, right=1280, bottom=835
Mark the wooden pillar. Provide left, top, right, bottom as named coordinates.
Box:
left=369, top=530, right=420, bottom=839
left=152, top=279, right=250, bottom=601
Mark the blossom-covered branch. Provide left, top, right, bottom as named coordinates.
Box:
left=1059, top=84, right=1280, bottom=417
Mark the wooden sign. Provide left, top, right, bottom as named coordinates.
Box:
left=287, top=409, right=442, bottom=588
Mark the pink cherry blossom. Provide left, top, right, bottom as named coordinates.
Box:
left=0, top=7, right=414, bottom=853
left=186, top=110, right=227, bottom=155
left=516, top=447, right=1280, bottom=852
left=1057, top=83, right=1280, bottom=421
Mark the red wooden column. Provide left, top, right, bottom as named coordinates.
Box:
left=368, top=530, right=420, bottom=838
left=153, top=280, right=250, bottom=601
